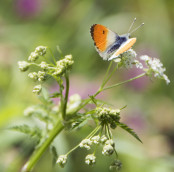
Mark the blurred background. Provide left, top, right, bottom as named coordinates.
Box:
left=0, top=0, right=174, bottom=171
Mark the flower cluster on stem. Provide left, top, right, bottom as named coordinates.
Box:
left=16, top=45, right=170, bottom=172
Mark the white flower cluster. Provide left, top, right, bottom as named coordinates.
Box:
left=115, top=49, right=143, bottom=69
left=85, top=154, right=96, bottom=165
left=140, top=55, right=170, bottom=84
left=39, top=61, right=49, bottom=70
left=28, top=46, right=47, bottom=62
left=96, top=107, right=120, bottom=116
left=56, top=155, right=67, bottom=168
left=100, top=135, right=108, bottom=144
left=79, top=135, right=109, bottom=150
left=53, top=55, right=74, bottom=76
left=79, top=139, right=92, bottom=150
left=28, top=71, right=46, bottom=81
left=96, top=107, right=120, bottom=129
left=18, top=61, right=30, bottom=72
left=32, top=85, right=42, bottom=95
left=91, top=135, right=100, bottom=144
left=102, top=139, right=115, bottom=156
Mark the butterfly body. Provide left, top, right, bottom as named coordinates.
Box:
left=90, top=24, right=136, bottom=60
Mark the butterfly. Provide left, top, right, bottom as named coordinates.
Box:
left=90, top=18, right=144, bottom=61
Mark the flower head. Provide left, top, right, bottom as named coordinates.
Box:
left=100, top=135, right=108, bottom=144
left=96, top=107, right=120, bottom=127
left=79, top=139, right=92, bottom=150
left=102, top=144, right=114, bottom=156
left=40, top=61, right=49, bottom=70
left=32, top=85, right=42, bottom=95
left=28, top=52, right=39, bottom=62
left=37, top=71, right=46, bottom=81
left=52, top=54, right=74, bottom=77
left=35, top=46, right=47, bottom=56
left=114, top=49, right=143, bottom=69
left=91, top=135, right=100, bottom=144
left=18, top=61, right=30, bottom=72
left=85, top=154, right=96, bottom=165
left=56, top=155, right=67, bottom=168
left=140, top=55, right=170, bottom=84
left=105, top=139, right=115, bottom=147
left=28, top=72, right=38, bottom=80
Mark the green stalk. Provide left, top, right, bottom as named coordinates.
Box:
left=74, top=73, right=146, bottom=113
left=66, top=125, right=101, bottom=156
left=21, top=119, right=64, bottom=172
left=100, top=61, right=113, bottom=89
left=21, top=74, right=69, bottom=171
left=100, top=63, right=119, bottom=89
left=62, top=73, right=69, bottom=120
left=102, top=73, right=146, bottom=91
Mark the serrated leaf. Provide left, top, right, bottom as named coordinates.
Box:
left=65, top=113, right=90, bottom=130
left=10, top=124, right=42, bottom=139
left=116, top=122, right=142, bottom=143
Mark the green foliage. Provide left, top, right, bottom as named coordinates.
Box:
left=116, top=122, right=142, bottom=143
left=50, top=145, right=58, bottom=166
left=10, top=124, right=42, bottom=139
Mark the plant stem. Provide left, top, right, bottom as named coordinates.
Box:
left=62, top=73, right=69, bottom=120
left=66, top=125, right=101, bottom=156
left=100, top=63, right=119, bottom=89
left=100, top=61, right=113, bottom=89
left=102, top=73, right=146, bottom=91
left=74, top=73, right=146, bottom=113
left=21, top=119, right=64, bottom=172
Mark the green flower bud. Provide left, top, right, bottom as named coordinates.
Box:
left=18, top=61, right=30, bottom=72
left=28, top=52, right=39, bottom=62
left=57, top=155, right=67, bottom=168
left=28, top=72, right=38, bottom=80
left=32, top=85, right=42, bottom=95
left=35, top=46, right=46, bottom=56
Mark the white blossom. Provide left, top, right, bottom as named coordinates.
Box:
left=38, top=71, right=46, bottom=81
left=105, top=139, right=115, bottom=147
left=35, top=46, right=47, bottom=56
left=140, top=55, right=170, bottom=84
left=32, top=85, right=42, bottom=95
left=85, top=154, right=96, bottom=165
left=28, top=52, right=39, bottom=62
left=79, top=139, right=92, bottom=150
left=102, top=144, right=114, bottom=156
left=56, top=155, right=67, bottom=168
left=91, top=135, right=100, bottom=144
left=18, top=61, right=30, bottom=72
left=100, top=135, right=108, bottom=144
left=40, top=61, right=49, bottom=70
left=53, top=54, right=74, bottom=76
left=28, top=72, right=38, bottom=80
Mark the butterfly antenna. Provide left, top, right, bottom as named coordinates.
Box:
left=127, top=17, right=137, bottom=33
left=130, top=22, right=144, bottom=34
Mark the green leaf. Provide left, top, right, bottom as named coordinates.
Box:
left=9, top=124, right=42, bottom=139
left=50, top=92, right=61, bottom=98
left=116, top=122, right=142, bottom=143
left=50, top=145, right=58, bottom=166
